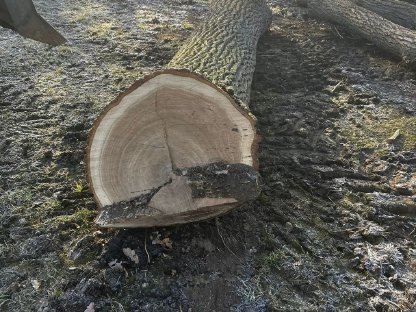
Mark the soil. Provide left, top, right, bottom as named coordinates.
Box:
left=1, top=0, right=415, bottom=311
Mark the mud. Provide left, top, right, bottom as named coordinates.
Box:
left=0, top=0, right=415, bottom=311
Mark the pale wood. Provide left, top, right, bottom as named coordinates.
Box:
left=89, top=72, right=256, bottom=203
left=88, top=71, right=262, bottom=228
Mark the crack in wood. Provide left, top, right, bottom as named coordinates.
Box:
left=154, top=86, right=177, bottom=170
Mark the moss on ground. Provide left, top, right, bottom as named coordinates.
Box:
left=62, top=4, right=108, bottom=24
left=34, top=67, right=67, bottom=99
left=336, top=102, right=416, bottom=152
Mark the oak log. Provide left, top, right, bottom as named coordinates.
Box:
left=0, top=0, right=66, bottom=46
left=353, top=0, right=416, bottom=30
left=87, top=0, right=272, bottom=227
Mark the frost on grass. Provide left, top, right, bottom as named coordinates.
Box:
left=353, top=242, right=404, bottom=276
left=234, top=276, right=268, bottom=312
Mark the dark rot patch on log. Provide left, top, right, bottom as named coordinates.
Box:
left=174, top=162, right=260, bottom=202
left=95, top=162, right=261, bottom=228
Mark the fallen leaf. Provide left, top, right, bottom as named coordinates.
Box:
left=152, top=237, right=173, bottom=250
left=84, top=302, right=95, bottom=312
left=108, top=259, right=124, bottom=271
left=386, top=129, right=401, bottom=143
left=162, top=238, right=173, bottom=249
left=31, top=279, right=41, bottom=290
left=122, top=247, right=139, bottom=264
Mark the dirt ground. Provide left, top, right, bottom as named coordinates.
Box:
left=1, top=0, right=415, bottom=311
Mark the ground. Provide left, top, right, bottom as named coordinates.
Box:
left=0, top=0, right=415, bottom=311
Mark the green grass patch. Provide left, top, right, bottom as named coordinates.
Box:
left=263, top=250, right=285, bottom=270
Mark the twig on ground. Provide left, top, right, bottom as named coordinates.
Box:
left=144, top=230, right=151, bottom=264
left=216, top=217, right=239, bottom=260
left=333, top=26, right=343, bottom=38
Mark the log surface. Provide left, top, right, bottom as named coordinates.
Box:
left=353, top=0, right=416, bottom=30
left=168, top=0, right=272, bottom=109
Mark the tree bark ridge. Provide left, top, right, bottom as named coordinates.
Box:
left=168, top=0, right=272, bottom=110
left=88, top=0, right=272, bottom=227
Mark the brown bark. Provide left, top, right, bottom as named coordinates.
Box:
left=308, top=0, right=416, bottom=62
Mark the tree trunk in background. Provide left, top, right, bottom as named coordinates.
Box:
left=353, top=0, right=416, bottom=30
left=87, top=0, right=272, bottom=228
left=308, top=0, right=416, bottom=62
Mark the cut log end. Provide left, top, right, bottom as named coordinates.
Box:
left=87, top=70, right=259, bottom=227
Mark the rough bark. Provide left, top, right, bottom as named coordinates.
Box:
left=168, top=0, right=272, bottom=110
left=353, top=0, right=416, bottom=30
left=87, top=0, right=272, bottom=227
left=308, top=0, right=416, bottom=62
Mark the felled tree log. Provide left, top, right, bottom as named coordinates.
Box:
left=308, top=0, right=416, bottom=62
left=87, top=0, right=272, bottom=228
left=353, top=0, right=416, bottom=30
left=300, top=0, right=416, bottom=29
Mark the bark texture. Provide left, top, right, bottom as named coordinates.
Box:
left=168, top=0, right=272, bottom=110
left=353, top=0, right=416, bottom=29
left=308, top=0, right=416, bottom=62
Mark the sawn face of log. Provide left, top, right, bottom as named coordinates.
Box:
left=87, top=71, right=258, bottom=227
